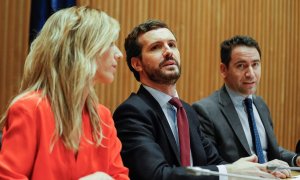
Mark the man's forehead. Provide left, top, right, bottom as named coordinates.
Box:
left=139, top=28, right=176, bottom=45
left=232, top=46, right=259, bottom=55
left=231, top=46, right=260, bottom=58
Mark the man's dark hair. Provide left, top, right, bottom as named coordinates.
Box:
left=220, top=35, right=261, bottom=67
left=124, top=19, right=169, bottom=81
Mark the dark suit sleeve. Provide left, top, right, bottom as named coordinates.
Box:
left=278, top=147, right=297, bottom=166
left=258, top=98, right=297, bottom=165
left=192, top=101, right=218, bottom=147
left=113, top=99, right=220, bottom=180
left=192, top=97, right=254, bottom=163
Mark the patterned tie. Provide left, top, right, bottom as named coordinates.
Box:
left=244, top=98, right=266, bottom=163
left=169, top=97, right=191, bottom=166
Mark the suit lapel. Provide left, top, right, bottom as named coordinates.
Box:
left=219, top=86, right=252, bottom=155
left=184, top=102, right=205, bottom=165
left=252, top=97, right=279, bottom=158
left=137, top=86, right=181, bottom=164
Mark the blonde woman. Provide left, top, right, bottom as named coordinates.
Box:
left=0, top=6, right=128, bottom=180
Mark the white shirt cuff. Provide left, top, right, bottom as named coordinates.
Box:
left=217, top=165, right=228, bottom=180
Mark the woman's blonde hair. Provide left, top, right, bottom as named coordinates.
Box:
left=0, top=6, right=120, bottom=150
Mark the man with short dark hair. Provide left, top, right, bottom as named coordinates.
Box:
left=193, top=35, right=299, bottom=175
left=113, top=22, right=282, bottom=180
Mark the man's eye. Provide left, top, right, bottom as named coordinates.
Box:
left=150, top=45, right=160, bottom=50
left=169, top=43, right=176, bottom=48
left=236, top=64, right=244, bottom=69
left=252, top=62, right=260, bottom=68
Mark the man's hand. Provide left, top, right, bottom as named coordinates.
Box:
left=226, top=155, right=275, bottom=179
left=265, top=159, right=291, bottom=179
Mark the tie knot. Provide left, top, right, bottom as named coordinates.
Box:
left=169, top=97, right=182, bottom=108
left=244, top=98, right=253, bottom=108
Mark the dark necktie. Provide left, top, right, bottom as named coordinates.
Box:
left=169, top=97, right=191, bottom=166
left=244, top=98, right=266, bottom=163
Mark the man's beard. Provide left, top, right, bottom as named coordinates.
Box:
left=141, top=59, right=181, bottom=85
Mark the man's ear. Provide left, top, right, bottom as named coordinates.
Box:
left=220, top=63, right=227, bottom=78
left=131, top=57, right=142, bottom=72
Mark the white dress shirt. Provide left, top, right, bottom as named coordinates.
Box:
left=226, top=85, right=268, bottom=162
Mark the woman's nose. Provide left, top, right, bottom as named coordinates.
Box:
left=114, top=46, right=123, bottom=61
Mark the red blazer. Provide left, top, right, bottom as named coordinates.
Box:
left=0, top=92, right=129, bottom=180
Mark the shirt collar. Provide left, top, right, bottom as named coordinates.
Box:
left=143, top=84, right=179, bottom=108
left=225, top=84, right=253, bottom=107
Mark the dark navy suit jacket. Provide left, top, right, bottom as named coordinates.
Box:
left=113, top=85, right=226, bottom=180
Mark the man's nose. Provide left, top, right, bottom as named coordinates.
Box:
left=245, top=67, right=255, bottom=77
left=162, top=45, right=173, bottom=57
